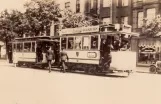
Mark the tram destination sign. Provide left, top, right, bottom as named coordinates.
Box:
left=60, top=25, right=99, bottom=35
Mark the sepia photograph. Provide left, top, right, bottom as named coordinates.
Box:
left=0, top=0, right=161, bottom=104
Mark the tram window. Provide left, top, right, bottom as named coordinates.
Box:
left=61, top=38, right=67, bottom=50
left=32, top=42, right=35, bottom=52
left=75, top=37, right=82, bottom=50
left=17, top=43, right=23, bottom=52
left=82, top=36, right=89, bottom=50
left=68, top=37, right=74, bottom=49
left=13, top=43, right=16, bottom=50
left=91, top=35, right=98, bottom=49
left=24, top=42, right=31, bottom=52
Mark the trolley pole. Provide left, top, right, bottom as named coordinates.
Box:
left=110, top=0, right=113, bottom=24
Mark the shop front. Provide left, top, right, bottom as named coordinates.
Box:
left=137, top=38, right=161, bottom=66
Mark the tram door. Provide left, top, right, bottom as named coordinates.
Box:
left=36, top=41, right=51, bottom=63
left=36, top=40, right=59, bottom=63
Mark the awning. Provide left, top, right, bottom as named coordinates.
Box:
left=140, top=52, right=156, bottom=54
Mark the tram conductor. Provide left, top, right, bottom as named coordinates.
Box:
left=46, top=46, right=54, bottom=73
left=101, top=37, right=113, bottom=71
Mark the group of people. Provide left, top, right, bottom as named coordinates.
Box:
left=100, top=37, right=113, bottom=71
left=46, top=46, right=69, bottom=73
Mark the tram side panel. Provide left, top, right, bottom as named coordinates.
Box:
left=21, top=52, right=37, bottom=62
left=13, top=52, right=23, bottom=62
left=65, top=50, right=136, bottom=72
left=65, top=50, right=100, bottom=64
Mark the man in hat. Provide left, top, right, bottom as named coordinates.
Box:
left=46, top=46, right=54, bottom=73
left=60, top=48, right=69, bottom=73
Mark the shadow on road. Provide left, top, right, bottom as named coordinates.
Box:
left=7, top=65, right=129, bottom=78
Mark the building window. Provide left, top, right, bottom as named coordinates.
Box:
left=116, top=0, right=119, bottom=6
left=91, top=0, right=94, bottom=8
left=103, top=0, right=111, bottom=7
left=147, top=8, right=156, bottom=21
left=122, top=0, right=128, bottom=6
left=76, top=0, right=80, bottom=13
left=138, top=12, right=143, bottom=28
left=65, top=2, right=70, bottom=9
left=102, top=18, right=111, bottom=25
left=121, top=17, right=128, bottom=24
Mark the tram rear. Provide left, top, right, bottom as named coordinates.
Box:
left=100, top=24, right=139, bottom=75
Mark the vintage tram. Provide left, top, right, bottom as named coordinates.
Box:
left=59, top=24, right=139, bottom=75
left=10, top=24, right=139, bottom=76
left=11, top=36, right=59, bottom=68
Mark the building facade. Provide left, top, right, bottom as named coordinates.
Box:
left=94, top=0, right=161, bottom=33
left=56, top=0, right=89, bottom=13
left=132, top=0, right=161, bottom=33
left=53, top=0, right=161, bottom=35
left=51, top=0, right=91, bottom=36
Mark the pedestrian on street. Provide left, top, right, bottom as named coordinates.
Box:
left=60, top=48, right=69, bottom=73
left=46, top=46, right=54, bottom=73
left=13, top=49, right=18, bottom=67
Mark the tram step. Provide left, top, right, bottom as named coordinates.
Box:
left=101, top=70, right=114, bottom=73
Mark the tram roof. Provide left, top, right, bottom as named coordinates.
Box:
left=37, top=39, right=59, bottom=42
left=14, top=36, right=51, bottom=40
left=11, top=36, right=59, bottom=43
left=100, top=31, right=139, bottom=37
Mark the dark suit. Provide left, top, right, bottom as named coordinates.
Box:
left=46, top=49, right=54, bottom=72
left=60, top=51, right=69, bottom=72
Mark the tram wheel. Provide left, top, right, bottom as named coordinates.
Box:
left=17, top=62, right=22, bottom=67
left=127, top=71, right=131, bottom=76
left=149, top=65, right=157, bottom=74
left=84, top=69, right=89, bottom=74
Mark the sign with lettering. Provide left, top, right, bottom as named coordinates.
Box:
left=82, top=26, right=99, bottom=33
left=141, top=47, right=155, bottom=52
left=60, top=25, right=99, bottom=35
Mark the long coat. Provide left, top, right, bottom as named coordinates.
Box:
left=46, top=50, right=54, bottom=61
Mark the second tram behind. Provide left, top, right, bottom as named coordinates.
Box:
left=11, top=36, right=59, bottom=68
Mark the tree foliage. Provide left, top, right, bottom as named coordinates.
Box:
left=0, top=0, right=61, bottom=42
left=141, top=16, right=161, bottom=37
left=0, top=9, right=21, bottom=41
left=62, top=9, right=99, bottom=28
left=23, top=0, right=61, bottom=36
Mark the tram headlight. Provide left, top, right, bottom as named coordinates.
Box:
left=87, top=52, right=97, bottom=58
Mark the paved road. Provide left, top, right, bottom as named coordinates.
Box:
left=0, top=61, right=161, bottom=104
